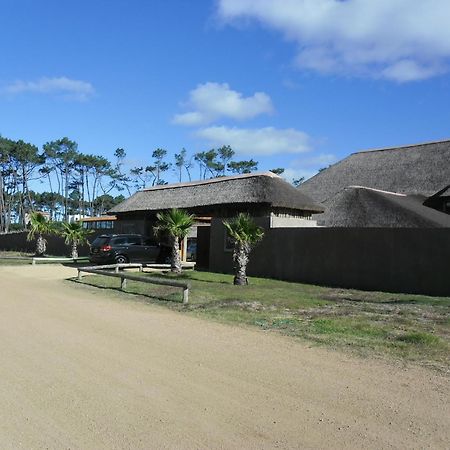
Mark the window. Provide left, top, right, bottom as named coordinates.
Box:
left=127, top=236, right=142, bottom=245
left=112, top=237, right=128, bottom=246
left=82, top=219, right=114, bottom=229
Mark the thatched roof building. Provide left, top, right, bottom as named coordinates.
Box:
left=110, top=172, right=323, bottom=217
left=324, top=186, right=450, bottom=228
left=424, top=185, right=450, bottom=214
left=299, top=139, right=450, bottom=203
left=298, top=139, right=450, bottom=227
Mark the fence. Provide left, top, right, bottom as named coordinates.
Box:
left=77, top=264, right=190, bottom=303
left=0, top=231, right=90, bottom=256
left=209, top=225, right=450, bottom=296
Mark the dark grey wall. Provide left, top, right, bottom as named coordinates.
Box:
left=114, top=218, right=146, bottom=235
left=209, top=221, right=450, bottom=296
left=0, top=232, right=90, bottom=256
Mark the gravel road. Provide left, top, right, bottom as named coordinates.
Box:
left=0, top=265, right=448, bottom=449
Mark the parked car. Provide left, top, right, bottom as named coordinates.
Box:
left=89, top=234, right=161, bottom=264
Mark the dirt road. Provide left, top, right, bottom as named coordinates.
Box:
left=0, top=265, right=448, bottom=449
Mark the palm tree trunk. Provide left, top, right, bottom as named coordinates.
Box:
left=170, top=236, right=182, bottom=273
left=233, top=243, right=249, bottom=285
left=36, top=234, right=46, bottom=256
left=71, top=242, right=78, bottom=259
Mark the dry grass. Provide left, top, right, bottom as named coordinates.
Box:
left=75, top=270, right=450, bottom=372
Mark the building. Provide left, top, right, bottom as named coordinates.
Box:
left=81, top=215, right=117, bottom=231
left=324, top=186, right=450, bottom=228
left=110, top=172, right=324, bottom=266
left=298, top=139, right=450, bottom=227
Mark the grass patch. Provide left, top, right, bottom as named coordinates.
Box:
left=75, top=269, right=450, bottom=372
left=0, top=251, right=33, bottom=265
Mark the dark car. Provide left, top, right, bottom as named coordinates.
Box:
left=89, top=234, right=161, bottom=264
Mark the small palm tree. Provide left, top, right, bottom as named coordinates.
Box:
left=60, top=221, right=92, bottom=259
left=223, top=213, right=264, bottom=285
left=154, top=208, right=194, bottom=273
left=27, top=212, right=55, bottom=256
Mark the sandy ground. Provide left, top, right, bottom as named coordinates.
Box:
left=0, top=265, right=448, bottom=449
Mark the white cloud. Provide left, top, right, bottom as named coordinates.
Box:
left=282, top=153, right=337, bottom=182
left=173, top=82, right=273, bottom=125
left=291, top=153, right=337, bottom=169
left=282, top=167, right=317, bottom=183
left=217, top=0, right=450, bottom=81
left=3, top=76, right=95, bottom=100
left=195, top=125, right=312, bottom=156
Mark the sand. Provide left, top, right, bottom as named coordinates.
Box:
left=0, top=264, right=448, bottom=449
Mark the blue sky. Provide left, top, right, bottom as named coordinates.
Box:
left=1, top=0, right=450, bottom=183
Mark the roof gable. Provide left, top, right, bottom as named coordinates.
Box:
left=323, top=186, right=450, bottom=228
left=299, top=139, right=450, bottom=203
left=110, top=172, right=324, bottom=214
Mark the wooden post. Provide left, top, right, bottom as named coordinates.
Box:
left=121, top=276, right=127, bottom=290
left=181, top=237, right=188, bottom=262
left=115, top=266, right=120, bottom=273
left=32, top=258, right=36, bottom=266
left=77, top=269, right=82, bottom=281
left=182, top=287, right=189, bottom=304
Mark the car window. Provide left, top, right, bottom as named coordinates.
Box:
left=92, top=237, right=110, bottom=247
left=111, top=237, right=128, bottom=246
left=127, top=236, right=142, bottom=245
left=144, top=238, right=158, bottom=246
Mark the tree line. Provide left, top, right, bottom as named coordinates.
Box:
left=0, top=135, right=303, bottom=233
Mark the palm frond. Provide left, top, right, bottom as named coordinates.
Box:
left=27, top=212, right=55, bottom=241
left=60, top=221, right=92, bottom=245
left=223, top=213, right=264, bottom=245
left=154, top=208, right=194, bottom=239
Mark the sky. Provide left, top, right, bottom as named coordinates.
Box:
left=1, top=0, right=450, bottom=184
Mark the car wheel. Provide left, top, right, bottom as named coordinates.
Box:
left=115, top=255, right=128, bottom=264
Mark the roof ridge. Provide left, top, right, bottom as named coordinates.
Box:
left=347, top=185, right=407, bottom=197
left=352, top=138, right=450, bottom=155
left=141, top=171, right=279, bottom=192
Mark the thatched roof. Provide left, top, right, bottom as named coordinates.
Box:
left=322, top=186, right=450, bottom=228
left=110, top=172, right=324, bottom=215
left=299, top=139, right=450, bottom=203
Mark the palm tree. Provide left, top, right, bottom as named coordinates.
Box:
left=154, top=208, right=194, bottom=273
left=27, top=212, right=55, bottom=256
left=223, top=213, right=264, bottom=285
left=60, top=221, right=92, bottom=259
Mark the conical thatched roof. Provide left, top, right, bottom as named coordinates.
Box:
left=110, top=172, right=324, bottom=215
left=322, top=186, right=450, bottom=228
left=299, top=139, right=450, bottom=203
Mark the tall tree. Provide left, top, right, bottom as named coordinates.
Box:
left=218, top=145, right=235, bottom=176
left=130, top=166, right=152, bottom=190
left=194, top=149, right=223, bottom=179
left=146, top=148, right=170, bottom=185
left=42, top=137, right=79, bottom=220
left=292, top=177, right=305, bottom=187
left=0, top=136, right=15, bottom=232
left=270, top=168, right=285, bottom=175
left=113, top=148, right=132, bottom=195
left=228, top=159, right=258, bottom=174
left=174, top=148, right=193, bottom=182
left=13, top=140, right=44, bottom=226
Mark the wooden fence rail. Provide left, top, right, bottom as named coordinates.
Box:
left=32, top=256, right=89, bottom=265
left=77, top=266, right=190, bottom=304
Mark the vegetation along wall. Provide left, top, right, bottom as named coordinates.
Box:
left=0, top=232, right=90, bottom=257
left=209, top=223, right=450, bottom=297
